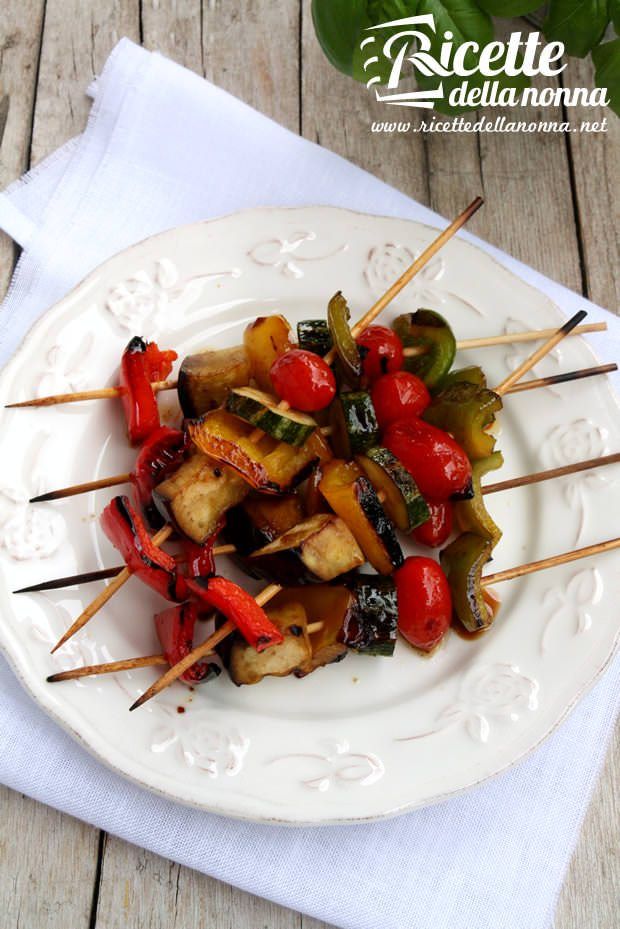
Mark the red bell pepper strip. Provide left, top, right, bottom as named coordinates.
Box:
left=101, top=496, right=187, bottom=601
left=119, top=337, right=177, bottom=445
left=132, top=426, right=190, bottom=526
left=185, top=576, right=283, bottom=652
left=154, top=602, right=221, bottom=684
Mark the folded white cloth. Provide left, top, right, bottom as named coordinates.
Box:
left=0, top=39, right=618, bottom=929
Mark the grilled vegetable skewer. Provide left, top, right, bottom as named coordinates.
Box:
left=129, top=533, right=620, bottom=710
left=5, top=321, right=607, bottom=410
left=29, top=360, right=616, bottom=505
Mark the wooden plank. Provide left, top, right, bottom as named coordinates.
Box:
left=300, top=0, right=429, bottom=204
left=561, top=55, right=620, bottom=314
left=94, top=834, right=301, bottom=928
left=472, top=20, right=582, bottom=293
left=0, top=0, right=45, bottom=295
left=30, top=0, right=140, bottom=165
left=0, top=785, right=98, bottom=929
left=141, top=0, right=203, bottom=76
left=202, top=0, right=300, bottom=132
left=555, top=724, right=620, bottom=929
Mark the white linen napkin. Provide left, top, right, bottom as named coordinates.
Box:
left=0, top=39, right=618, bottom=929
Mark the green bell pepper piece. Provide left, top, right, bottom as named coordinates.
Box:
left=454, top=451, right=504, bottom=545
left=393, top=309, right=456, bottom=390
left=440, top=532, right=496, bottom=633
left=327, top=291, right=362, bottom=387
left=423, top=382, right=502, bottom=461
left=440, top=365, right=487, bottom=389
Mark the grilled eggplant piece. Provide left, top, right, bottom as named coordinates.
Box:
left=188, top=410, right=323, bottom=493
left=250, top=513, right=365, bottom=583
left=319, top=459, right=403, bottom=575
left=229, top=602, right=312, bottom=685
left=226, top=387, right=317, bottom=446
left=343, top=575, right=398, bottom=656
left=178, top=346, right=251, bottom=417
left=243, top=314, right=293, bottom=392
left=224, top=493, right=305, bottom=580
left=154, top=451, right=247, bottom=542
left=270, top=586, right=352, bottom=673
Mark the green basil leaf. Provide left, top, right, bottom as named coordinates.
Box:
left=610, top=0, right=620, bottom=33
left=592, top=37, right=620, bottom=114
left=476, top=0, right=541, bottom=16
left=311, top=0, right=419, bottom=84
left=412, top=0, right=529, bottom=114
left=544, top=0, right=610, bottom=57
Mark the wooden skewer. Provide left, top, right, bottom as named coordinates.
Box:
left=482, top=537, right=620, bottom=586
left=324, top=196, right=484, bottom=365
left=494, top=310, right=587, bottom=396
left=47, top=620, right=326, bottom=684
left=50, top=524, right=173, bottom=653
left=31, top=361, right=616, bottom=506
left=129, top=582, right=283, bottom=710
left=5, top=379, right=177, bottom=409
left=129, top=532, right=620, bottom=711
left=47, top=654, right=168, bottom=682
left=482, top=451, right=620, bottom=495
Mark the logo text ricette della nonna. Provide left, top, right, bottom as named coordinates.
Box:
left=363, top=14, right=609, bottom=109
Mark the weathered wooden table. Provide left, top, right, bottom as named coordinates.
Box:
left=0, top=3, right=618, bottom=927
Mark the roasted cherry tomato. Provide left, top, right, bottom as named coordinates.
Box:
left=270, top=348, right=336, bottom=411
left=371, top=370, right=431, bottom=429
left=395, top=556, right=452, bottom=651
left=412, top=500, right=453, bottom=548
left=384, top=417, right=472, bottom=501
left=356, top=325, right=404, bottom=382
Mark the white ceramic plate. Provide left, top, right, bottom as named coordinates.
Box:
left=1, top=207, right=619, bottom=825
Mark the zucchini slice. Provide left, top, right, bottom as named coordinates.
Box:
left=319, top=459, right=403, bottom=575
left=297, top=319, right=333, bottom=356
left=177, top=346, right=251, bottom=417
left=225, top=387, right=317, bottom=447
left=188, top=410, right=322, bottom=493
left=229, top=602, right=312, bottom=685
left=393, top=309, right=456, bottom=390
left=343, top=575, right=398, bottom=656
left=154, top=451, right=248, bottom=543
left=356, top=446, right=429, bottom=533
left=243, top=314, right=293, bottom=392
left=329, top=391, right=380, bottom=457
left=250, top=513, right=365, bottom=583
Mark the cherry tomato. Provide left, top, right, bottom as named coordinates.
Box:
left=395, top=556, right=452, bottom=651
left=270, top=349, right=336, bottom=412
left=371, top=370, right=431, bottom=429
left=356, top=326, right=404, bottom=382
left=384, top=417, right=472, bottom=500
left=412, top=500, right=453, bottom=548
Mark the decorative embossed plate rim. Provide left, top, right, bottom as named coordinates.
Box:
left=0, top=206, right=619, bottom=825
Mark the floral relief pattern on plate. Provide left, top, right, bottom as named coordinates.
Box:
left=0, top=433, right=66, bottom=560
left=247, top=230, right=348, bottom=279
left=543, top=419, right=612, bottom=544
left=106, top=257, right=241, bottom=338
left=541, top=568, right=603, bottom=654
left=268, top=739, right=385, bottom=792
left=35, top=333, right=95, bottom=406
left=364, top=242, right=484, bottom=316
left=396, top=664, right=539, bottom=744
left=150, top=707, right=249, bottom=777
